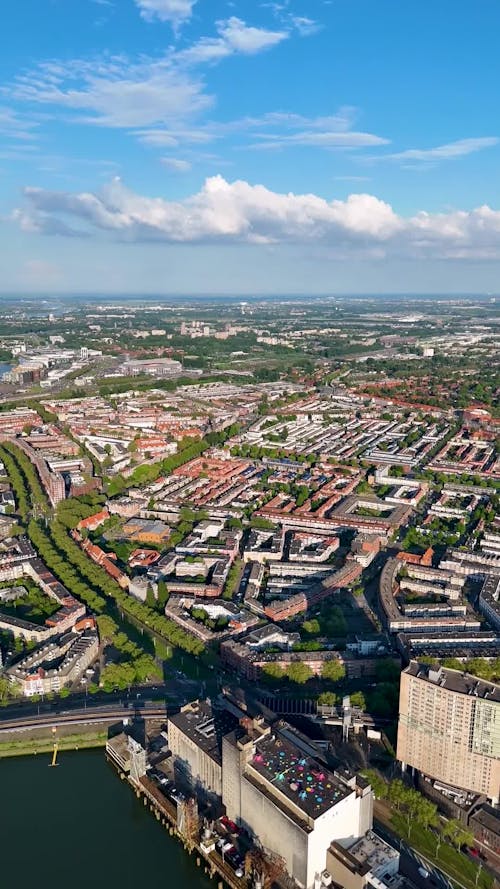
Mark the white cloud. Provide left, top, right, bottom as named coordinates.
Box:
left=230, top=107, right=359, bottom=133
left=0, top=106, right=38, bottom=142
left=5, top=16, right=295, bottom=133
left=12, top=206, right=85, bottom=237
left=218, top=17, right=288, bottom=53
left=161, top=156, right=192, bottom=171
left=179, top=17, right=289, bottom=64
left=8, top=56, right=212, bottom=129
left=14, top=175, right=500, bottom=259
left=134, top=107, right=387, bottom=155
left=263, top=3, right=322, bottom=37
left=135, top=0, right=196, bottom=29
left=250, top=130, right=389, bottom=149
left=373, top=137, right=499, bottom=165
left=290, top=16, right=322, bottom=36
left=231, top=106, right=389, bottom=151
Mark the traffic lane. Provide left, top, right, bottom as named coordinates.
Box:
left=373, top=823, right=453, bottom=889
left=400, top=844, right=453, bottom=889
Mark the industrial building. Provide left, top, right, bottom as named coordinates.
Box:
left=222, top=721, right=373, bottom=889
left=167, top=698, right=373, bottom=889
left=120, top=358, right=183, bottom=377
left=168, top=699, right=239, bottom=803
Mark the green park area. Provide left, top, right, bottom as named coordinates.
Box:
left=366, top=773, right=493, bottom=889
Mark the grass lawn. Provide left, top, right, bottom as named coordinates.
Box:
left=0, top=731, right=107, bottom=758
left=391, top=813, right=492, bottom=889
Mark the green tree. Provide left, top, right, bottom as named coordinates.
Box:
left=375, top=659, right=401, bottom=682
left=387, top=779, right=411, bottom=812
left=157, top=579, right=170, bottom=609
left=295, top=486, right=309, bottom=508
left=223, top=559, right=243, bottom=601
left=321, top=660, right=346, bottom=682
left=226, top=517, right=243, bottom=531
left=442, top=819, right=474, bottom=851
left=302, top=618, right=321, bottom=636
left=286, top=662, right=313, bottom=685
left=262, top=662, right=285, bottom=682
left=96, top=614, right=118, bottom=642
left=362, top=769, right=388, bottom=800
left=317, top=691, right=337, bottom=707
left=0, top=676, right=19, bottom=705
left=350, top=691, right=366, bottom=710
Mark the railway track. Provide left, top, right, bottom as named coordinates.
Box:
left=0, top=707, right=167, bottom=733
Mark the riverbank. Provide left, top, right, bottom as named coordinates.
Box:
left=107, top=748, right=246, bottom=889
left=0, top=730, right=107, bottom=758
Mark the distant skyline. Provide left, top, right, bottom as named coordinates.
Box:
left=1, top=0, right=500, bottom=294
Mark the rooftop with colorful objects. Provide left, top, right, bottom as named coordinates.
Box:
left=248, top=732, right=350, bottom=820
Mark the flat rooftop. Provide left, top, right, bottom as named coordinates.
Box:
left=169, top=700, right=239, bottom=765
left=471, top=806, right=500, bottom=836
left=407, top=660, right=500, bottom=703
left=248, top=731, right=350, bottom=820
left=346, top=830, right=399, bottom=870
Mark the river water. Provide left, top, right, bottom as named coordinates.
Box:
left=0, top=750, right=213, bottom=889
left=0, top=363, right=13, bottom=378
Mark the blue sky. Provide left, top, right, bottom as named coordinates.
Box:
left=1, top=0, right=500, bottom=294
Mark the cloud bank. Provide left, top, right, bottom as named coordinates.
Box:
left=13, top=176, right=500, bottom=259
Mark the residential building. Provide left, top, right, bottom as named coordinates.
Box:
left=397, top=662, right=500, bottom=804
left=7, top=629, right=98, bottom=696
left=479, top=575, right=500, bottom=631
left=326, top=830, right=399, bottom=889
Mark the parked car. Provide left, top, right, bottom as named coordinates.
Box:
left=220, top=815, right=239, bottom=835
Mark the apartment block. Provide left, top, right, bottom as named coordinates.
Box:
left=397, top=662, right=500, bottom=803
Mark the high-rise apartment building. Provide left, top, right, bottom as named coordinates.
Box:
left=397, top=662, right=500, bottom=803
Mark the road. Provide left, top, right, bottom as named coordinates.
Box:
left=0, top=680, right=202, bottom=728
left=374, top=821, right=456, bottom=889
left=0, top=702, right=172, bottom=733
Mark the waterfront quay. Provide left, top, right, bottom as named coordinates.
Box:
left=106, top=735, right=247, bottom=889
left=0, top=704, right=168, bottom=757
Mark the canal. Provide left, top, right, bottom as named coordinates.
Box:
left=0, top=750, right=214, bottom=889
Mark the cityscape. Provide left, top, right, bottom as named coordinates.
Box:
left=0, top=294, right=498, bottom=889
left=1, top=1, right=500, bottom=888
